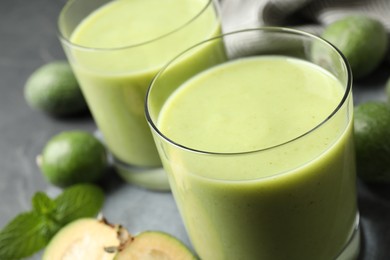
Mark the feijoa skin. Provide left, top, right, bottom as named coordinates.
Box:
left=38, top=131, right=108, bottom=187
left=24, top=61, right=88, bottom=116
left=115, top=231, right=198, bottom=260
left=354, top=102, right=390, bottom=183
left=321, top=15, right=388, bottom=79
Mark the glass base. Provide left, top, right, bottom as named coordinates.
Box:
left=335, top=214, right=361, bottom=260
left=93, top=129, right=171, bottom=191
left=113, top=157, right=171, bottom=191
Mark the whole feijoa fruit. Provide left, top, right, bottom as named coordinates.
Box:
left=38, top=131, right=107, bottom=187
left=354, top=102, right=390, bottom=183
left=24, top=61, right=87, bottom=116
left=321, top=15, right=388, bottom=79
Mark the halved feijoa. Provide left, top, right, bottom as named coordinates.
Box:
left=43, top=218, right=120, bottom=260
left=115, top=231, right=197, bottom=260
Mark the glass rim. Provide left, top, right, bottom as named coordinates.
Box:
left=57, top=0, right=215, bottom=51
left=145, top=27, right=353, bottom=156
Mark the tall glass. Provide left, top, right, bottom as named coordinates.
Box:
left=58, top=0, right=221, bottom=190
left=146, top=28, right=360, bottom=259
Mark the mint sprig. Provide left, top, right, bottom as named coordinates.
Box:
left=0, top=212, right=47, bottom=259
left=55, top=184, right=105, bottom=225
left=32, top=192, right=56, bottom=215
left=0, top=184, right=104, bottom=259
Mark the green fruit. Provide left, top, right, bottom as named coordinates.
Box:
left=43, top=217, right=197, bottom=260
left=321, top=15, right=388, bottom=79
left=43, top=218, right=119, bottom=260
left=354, top=102, right=390, bottom=183
left=24, top=61, right=87, bottom=116
left=115, top=231, right=197, bottom=260
left=38, top=131, right=107, bottom=187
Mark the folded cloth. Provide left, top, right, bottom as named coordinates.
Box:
left=220, top=0, right=390, bottom=35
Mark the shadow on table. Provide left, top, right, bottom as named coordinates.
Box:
left=357, top=180, right=390, bottom=260
left=96, top=166, right=127, bottom=194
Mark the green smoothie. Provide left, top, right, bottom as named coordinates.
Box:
left=66, top=0, right=220, bottom=167
left=157, top=56, right=357, bottom=259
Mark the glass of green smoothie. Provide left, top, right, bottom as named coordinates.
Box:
left=57, top=0, right=221, bottom=190
left=146, top=28, right=360, bottom=259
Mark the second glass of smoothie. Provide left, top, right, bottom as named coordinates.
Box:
left=58, top=0, right=221, bottom=190
left=146, top=28, right=360, bottom=259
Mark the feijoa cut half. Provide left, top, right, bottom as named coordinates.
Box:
left=115, top=231, right=197, bottom=260
left=43, top=218, right=120, bottom=260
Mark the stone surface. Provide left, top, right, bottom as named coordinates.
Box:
left=0, top=0, right=389, bottom=259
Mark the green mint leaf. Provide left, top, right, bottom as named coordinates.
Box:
left=0, top=185, right=104, bottom=259
left=0, top=212, right=47, bottom=259
left=55, top=184, right=104, bottom=225
left=31, top=192, right=62, bottom=242
left=32, top=192, right=56, bottom=216
left=39, top=216, right=62, bottom=243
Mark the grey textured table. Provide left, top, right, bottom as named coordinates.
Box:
left=0, top=0, right=389, bottom=259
